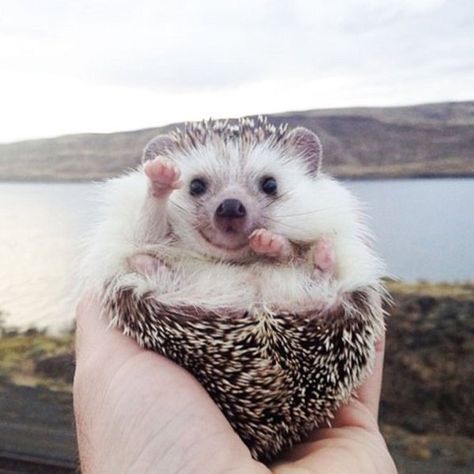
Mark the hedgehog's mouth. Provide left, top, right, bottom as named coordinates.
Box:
left=199, top=229, right=249, bottom=252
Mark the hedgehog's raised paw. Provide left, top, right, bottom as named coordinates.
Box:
left=249, top=229, right=292, bottom=260
left=311, top=237, right=336, bottom=278
left=144, top=156, right=182, bottom=198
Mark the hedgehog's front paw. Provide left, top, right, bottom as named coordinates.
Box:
left=249, top=229, right=292, bottom=260
left=311, top=237, right=336, bottom=278
left=128, top=253, right=167, bottom=277
left=144, top=156, right=182, bottom=198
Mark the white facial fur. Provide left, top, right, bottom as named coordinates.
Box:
left=166, top=139, right=327, bottom=261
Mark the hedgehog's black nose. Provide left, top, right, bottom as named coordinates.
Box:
left=216, top=199, right=247, bottom=219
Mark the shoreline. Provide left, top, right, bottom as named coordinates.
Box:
left=1, top=281, right=473, bottom=335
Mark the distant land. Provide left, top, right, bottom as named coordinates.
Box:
left=0, top=101, right=473, bottom=181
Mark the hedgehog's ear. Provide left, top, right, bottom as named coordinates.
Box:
left=286, top=127, right=322, bottom=175
left=142, top=134, right=175, bottom=163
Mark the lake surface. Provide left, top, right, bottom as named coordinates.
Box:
left=0, top=179, right=473, bottom=330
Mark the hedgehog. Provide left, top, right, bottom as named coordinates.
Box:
left=80, top=116, right=386, bottom=462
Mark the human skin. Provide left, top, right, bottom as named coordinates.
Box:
left=74, top=294, right=397, bottom=473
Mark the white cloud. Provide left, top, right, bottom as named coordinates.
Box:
left=0, top=0, right=472, bottom=142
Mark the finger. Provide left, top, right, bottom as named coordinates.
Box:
left=328, top=332, right=386, bottom=432
left=355, top=332, right=386, bottom=420
left=75, top=291, right=142, bottom=367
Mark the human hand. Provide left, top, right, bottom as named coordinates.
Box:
left=74, top=293, right=397, bottom=473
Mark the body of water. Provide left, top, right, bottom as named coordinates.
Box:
left=0, top=179, right=473, bottom=330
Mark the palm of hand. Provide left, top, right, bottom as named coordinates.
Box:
left=74, top=295, right=396, bottom=474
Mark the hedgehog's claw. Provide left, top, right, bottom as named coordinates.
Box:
left=128, top=254, right=166, bottom=277
left=249, top=229, right=292, bottom=260
left=144, top=156, right=182, bottom=198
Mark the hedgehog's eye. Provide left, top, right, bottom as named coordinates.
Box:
left=190, top=178, right=207, bottom=196
left=260, top=176, right=277, bottom=196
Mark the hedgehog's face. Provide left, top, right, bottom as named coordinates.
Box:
left=144, top=121, right=323, bottom=262
left=166, top=145, right=275, bottom=260
left=186, top=179, right=267, bottom=254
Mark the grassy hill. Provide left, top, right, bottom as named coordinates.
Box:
left=0, top=101, right=473, bottom=181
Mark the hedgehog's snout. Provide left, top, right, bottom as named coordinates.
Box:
left=216, top=199, right=247, bottom=218
left=214, top=199, right=247, bottom=233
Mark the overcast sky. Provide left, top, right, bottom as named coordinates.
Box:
left=1, top=0, right=473, bottom=143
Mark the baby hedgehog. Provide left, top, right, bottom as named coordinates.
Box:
left=80, top=117, right=386, bottom=462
